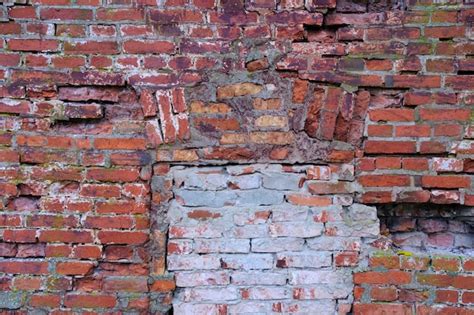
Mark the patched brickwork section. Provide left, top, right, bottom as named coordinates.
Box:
left=378, top=204, right=473, bottom=254
left=158, top=165, right=378, bottom=313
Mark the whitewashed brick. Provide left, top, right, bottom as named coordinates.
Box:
left=173, top=303, right=227, bottom=315
left=272, top=206, right=309, bottom=222
left=276, top=252, right=331, bottom=268
left=307, top=236, right=361, bottom=251
left=183, top=173, right=229, bottom=190
left=175, top=189, right=237, bottom=207
left=175, top=271, right=230, bottom=287
left=269, top=222, right=323, bottom=237
left=262, top=172, right=303, bottom=190
left=432, top=158, right=463, bottom=172
left=347, top=204, right=378, bottom=221
left=312, top=206, right=344, bottom=222
left=231, top=225, right=268, bottom=238
left=220, top=254, right=274, bottom=270
left=194, top=238, right=250, bottom=253
left=228, top=174, right=261, bottom=189
left=235, top=189, right=284, bottom=206
left=169, top=224, right=224, bottom=238
left=306, top=165, right=331, bottom=180
left=183, top=287, right=239, bottom=302
left=227, top=301, right=271, bottom=314
left=234, top=209, right=271, bottom=226
left=242, top=287, right=289, bottom=300
left=168, top=239, right=193, bottom=255
left=293, top=284, right=352, bottom=299
left=251, top=237, right=304, bottom=252
left=289, top=270, right=350, bottom=285
left=231, top=271, right=287, bottom=285
left=325, top=222, right=379, bottom=237
left=276, top=300, right=336, bottom=314
left=168, top=254, right=221, bottom=270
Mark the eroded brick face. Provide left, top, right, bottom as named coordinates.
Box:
left=0, top=0, right=473, bottom=313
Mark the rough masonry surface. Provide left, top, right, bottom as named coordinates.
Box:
left=0, top=0, right=473, bottom=313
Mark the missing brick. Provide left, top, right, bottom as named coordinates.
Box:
left=377, top=204, right=474, bottom=255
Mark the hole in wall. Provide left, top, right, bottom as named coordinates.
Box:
left=377, top=203, right=474, bottom=255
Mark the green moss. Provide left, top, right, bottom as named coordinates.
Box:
left=397, top=250, right=414, bottom=257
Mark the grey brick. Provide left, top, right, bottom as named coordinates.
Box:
left=168, top=254, right=221, bottom=270
left=0, top=292, right=24, bottom=309
left=276, top=251, right=332, bottom=268
left=262, top=172, right=303, bottom=190
left=251, top=237, right=304, bottom=252
left=220, top=254, right=274, bottom=270
left=175, top=271, right=230, bottom=287
left=194, top=238, right=250, bottom=253
left=175, top=190, right=237, bottom=207
left=230, top=271, right=287, bottom=285
left=235, top=189, right=284, bottom=206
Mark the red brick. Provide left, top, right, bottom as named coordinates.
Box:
left=435, top=290, right=459, bottom=304
left=464, top=259, right=474, bottom=272
left=94, top=138, right=146, bottom=150
left=389, top=75, right=441, bottom=88
left=369, top=255, right=400, bottom=269
left=453, top=276, right=474, bottom=290
left=462, top=291, right=474, bottom=304
left=64, top=294, right=116, bottom=308
left=400, top=256, right=430, bottom=271
left=360, top=191, right=393, bottom=203
left=425, top=26, right=465, bottom=39
left=354, top=271, right=411, bottom=285
left=96, top=8, right=144, bottom=21
left=420, top=109, right=470, bottom=121
left=365, top=141, right=416, bottom=154
left=80, top=184, right=121, bottom=198
left=420, top=141, right=447, bottom=154
left=84, top=216, right=133, bottom=229
left=353, top=303, right=412, bottom=315
left=123, top=40, right=175, bottom=54
left=98, top=231, right=149, bottom=245
left=287, top=194, right=332, bottom=206
left=370, top=286, right=398, bottom=302
left=395, top=125, right=431, bottom=137
left=30, top=294, right=61, bottom=308
left=417, top=274, right=453, bottom=287
left=150, top=278, right=176, bottom=292
left=40, top=8, right=93, bottom=20
left=104, top=277, right=148, bottom=292
left=39, top=230, right=93, bottom=243
left=149, top=8, right=204, bottom=24
left=9, top=6, right=36, bottom=19
left=359, top=175, right=411, bottom=187
left=421, top=176, right=471, bottom=189
left=335, top=252, right=359, bottom=267
left=86, top=168, right=140, bottom=182
left=369, top=109, right=415, bottom=122
left=434, top=124, right=462, bottom=137
left=0, top=261, right=48, bottom=275
left=65, top=41, right=119, bottom=55
left=292, top=79, right=309, bottom=103
left=73, top=245, right=101, bottom=259
left=3, top=230, right=37, bottom=243
left=56, top=261, right=94, bottom=275
left=367, top=125, right=393, bottom=137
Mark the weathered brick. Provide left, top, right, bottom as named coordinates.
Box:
left=2, top=0, right=474, bottom=312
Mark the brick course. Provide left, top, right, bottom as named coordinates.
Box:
left=0, top=0, right=473, bottom=313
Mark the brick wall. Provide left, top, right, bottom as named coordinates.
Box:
left=0, top=0, right=473, bottom=313
left=161, top=164, right=378, bottom=313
